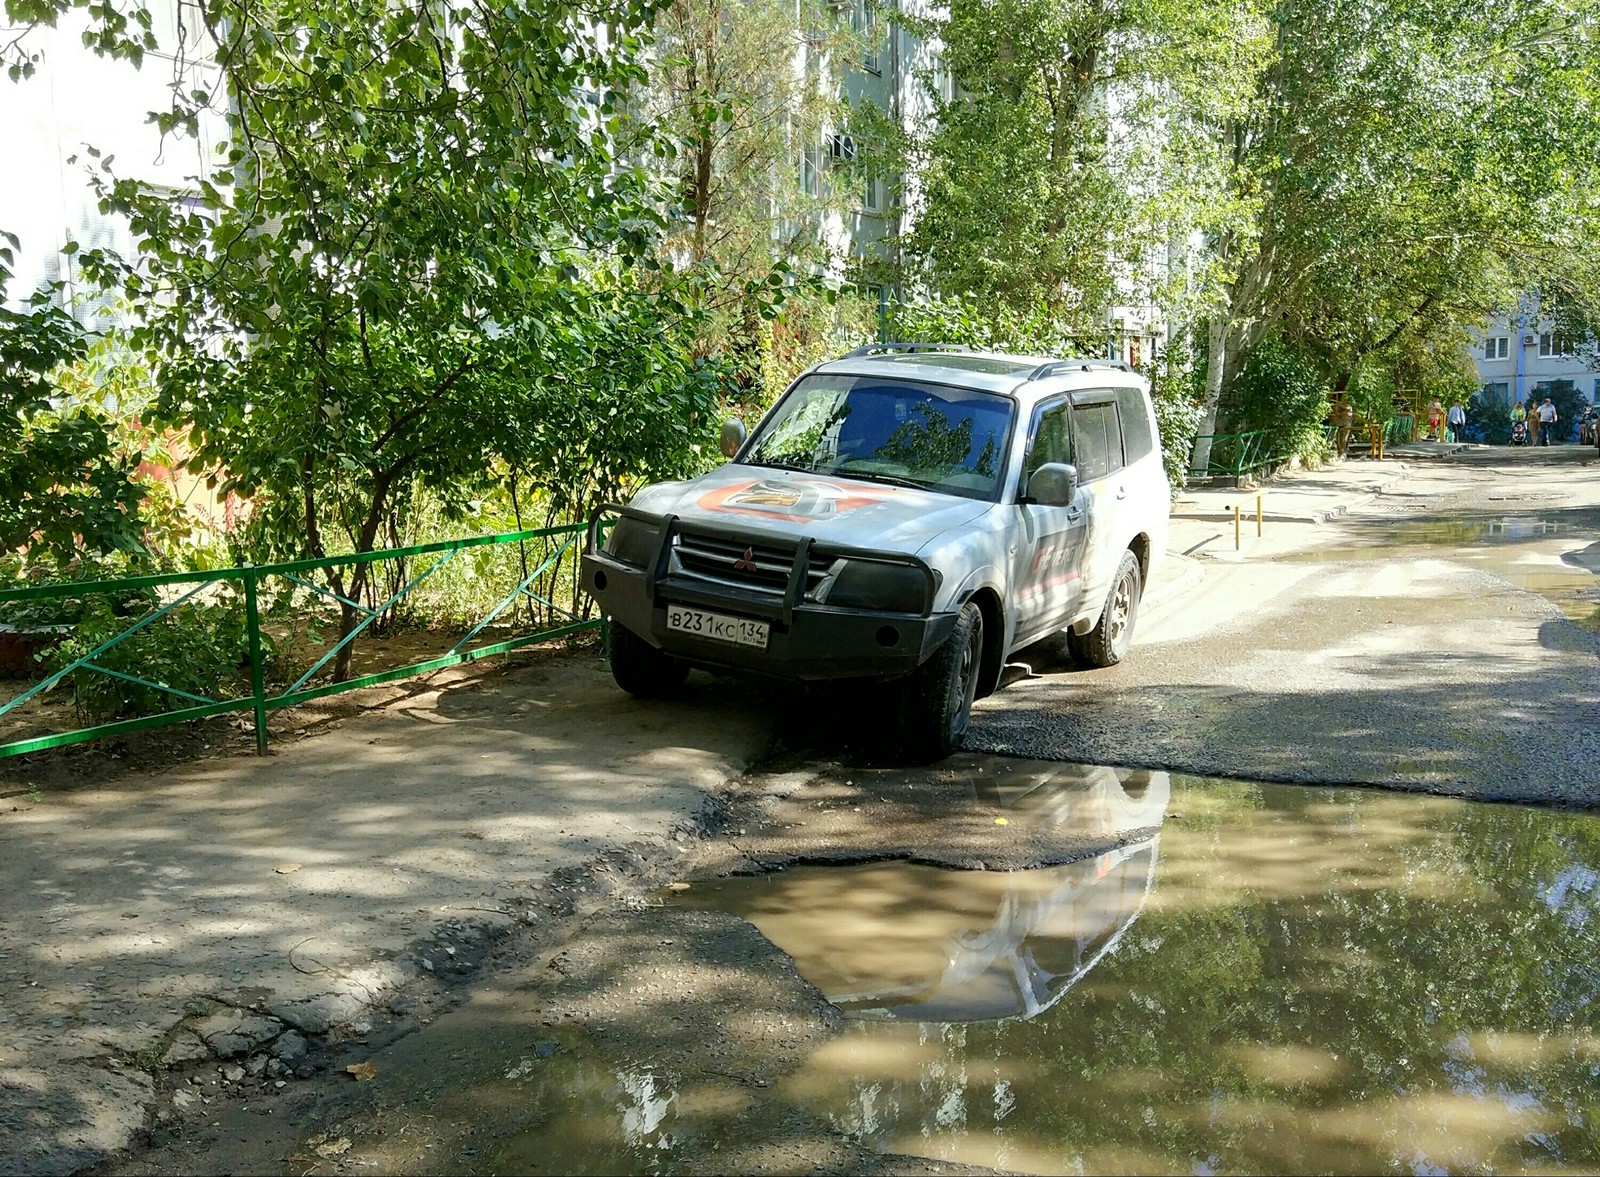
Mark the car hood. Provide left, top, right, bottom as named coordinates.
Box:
left=627, top=465, right=994, bottom=554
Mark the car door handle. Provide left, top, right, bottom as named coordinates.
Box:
left=1065, top=506, right=1084, bottom=521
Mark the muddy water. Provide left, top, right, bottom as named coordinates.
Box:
left=483, top=772, right=1600, bottom=1175
left=1290, top=514, right=1600, bottom=631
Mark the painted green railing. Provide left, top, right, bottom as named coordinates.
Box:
left=1187, top=430, right=1289, bottom=479
left=0, top=523, right=600, bottom=761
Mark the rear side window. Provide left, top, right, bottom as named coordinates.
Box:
left=1116, top=386, right=1155, bottom=464
left=1072, top=401, right=1122, bottom=482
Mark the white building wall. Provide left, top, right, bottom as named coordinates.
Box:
left=0, top=3, right=221, bottom=320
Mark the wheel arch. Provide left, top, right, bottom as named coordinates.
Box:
left=1127, top=531, right=1152, bottom=585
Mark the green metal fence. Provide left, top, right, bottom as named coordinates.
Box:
left=0, top=523, right=601, bottom=761
left=1187, top=430, right=1290, bottom=479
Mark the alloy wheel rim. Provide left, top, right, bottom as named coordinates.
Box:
left=1108, top=572, right=1134, bottom=650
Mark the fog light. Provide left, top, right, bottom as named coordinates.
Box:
left=876, top=625, right=900, bottom=647
left=593, top=570, right=608, bottom=592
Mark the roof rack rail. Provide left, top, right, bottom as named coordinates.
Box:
left=841, top=342, right=973, bottom=359
left=1027, top=358, right=1133, bottom=380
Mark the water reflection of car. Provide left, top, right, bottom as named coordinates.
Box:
left=840, top=764, right=1170, bottom=1024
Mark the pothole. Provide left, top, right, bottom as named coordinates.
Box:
left=651, top=773, right=1600, bottom=1174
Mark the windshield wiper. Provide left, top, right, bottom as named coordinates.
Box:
left=824, top=467, right=931, bottom=491
left=743, top=458, right=824, bottom=474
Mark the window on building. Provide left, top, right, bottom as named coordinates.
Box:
left=1483, top=382, right=1509, bottom=403
left=799, top=144, right=824, bottom=198
left=862, top=173, right=884, bottom=213
left=1538, top=333, right=1576, bottom=358
left=852, top=0, right=882, bottom=73
left=147, top=0, right=208, bottom=59
left=1484, top=337, right=1508, bottom=360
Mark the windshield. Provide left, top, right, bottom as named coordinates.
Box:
left=742, top=375, right=1015, bottom=500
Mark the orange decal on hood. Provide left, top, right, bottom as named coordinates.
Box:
left=696, top=478, right=894, bottom=522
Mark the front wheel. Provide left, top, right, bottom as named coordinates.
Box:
left=608, top=622, right=690, bottom=698
left=898, top=601, right=984, bottom=763
left=1070, top=550, right=1142, bottom=669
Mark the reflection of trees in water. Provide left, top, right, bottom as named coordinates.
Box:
left=875, top=406, right=998, bottom=478
left=816, top=788, right=1600, bottom=1173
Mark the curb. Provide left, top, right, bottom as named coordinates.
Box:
left=1144, top=553, right=1204, bottom=615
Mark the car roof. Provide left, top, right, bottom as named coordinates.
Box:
left=812, top=349, right=1144, bottom=397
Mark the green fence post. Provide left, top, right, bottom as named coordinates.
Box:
left=244, top=568, right=268, bottom=756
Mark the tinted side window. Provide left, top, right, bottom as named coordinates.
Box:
left=1116, top=386, right=1155, bottom=463
left=1024, top=401, right=1073, bottom=481
left=1072, top=401, right=1122, bottom=482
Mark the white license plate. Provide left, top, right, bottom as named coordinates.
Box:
left=666, top=606, right=769, bottom=649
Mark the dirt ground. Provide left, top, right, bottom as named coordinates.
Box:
left=1, top=645, right=776, bottom=1176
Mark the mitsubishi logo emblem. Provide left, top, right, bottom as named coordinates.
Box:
left=733, top=547, right=758, bottom=572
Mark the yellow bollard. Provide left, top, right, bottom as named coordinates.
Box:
left=1257, top=493, right=1263, bottom=537
left=1234, top=505, right=1241, bottom=550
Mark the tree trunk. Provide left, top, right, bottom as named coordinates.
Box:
left=330, top=477, right=393, bottom=683
left=1190, top=316, right=1232, bottom=476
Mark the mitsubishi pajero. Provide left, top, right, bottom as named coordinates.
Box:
left=581, top=344, right=1170, bottom=759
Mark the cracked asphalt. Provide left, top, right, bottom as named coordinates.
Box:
left=2, top=442, right=1596, bottom=1175
left=972, top=445, right=1600, bottom=806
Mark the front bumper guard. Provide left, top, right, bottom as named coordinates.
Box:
left=580, top=504, right=955, bottom=681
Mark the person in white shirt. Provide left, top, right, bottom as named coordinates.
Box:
left=1536, top=398, right=1559, bottom=446
left=1446, top=402, right=1467, bottom=443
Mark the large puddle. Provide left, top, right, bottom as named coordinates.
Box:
left=477, top=763, right=1600, bottom=1175
left=1289, top=515, right=1600, bottom=631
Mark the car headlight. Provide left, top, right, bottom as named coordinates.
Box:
left=603, top=515, right=659, bottom=567
left=822, top=559, right=931, bottom=613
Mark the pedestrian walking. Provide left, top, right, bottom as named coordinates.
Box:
left=1537, top=397, right=1559, bottom=446
left=1447, top=402, right=1467, bottom=443
left=1427, top=398, right=1443, bottom=441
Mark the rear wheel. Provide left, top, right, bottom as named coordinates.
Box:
left=899, top=601, right=984, bottom=762
left=1071, top=551, right=1142, bottom=669
left=608, top=622, right=689, bottom=698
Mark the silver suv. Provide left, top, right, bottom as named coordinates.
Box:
left=581, top=345, right=1170, bottom=759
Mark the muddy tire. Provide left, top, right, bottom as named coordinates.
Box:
left=608, top=622, right=689, bottom=698
left=898, top=601, right=984, bottom=762
left=1072, top=550, right=1142, bottom=669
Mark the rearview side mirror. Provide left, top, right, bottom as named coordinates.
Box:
left=1026, top=462, right=1079, bottom=507
left=720, top=418, right=747, bottom=459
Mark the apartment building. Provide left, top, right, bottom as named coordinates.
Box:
left=4, top=0, right=1171, bottom=367
left=0, top=1, right=219, bottom=319
left=1472, top=305, right=1600, bottom=408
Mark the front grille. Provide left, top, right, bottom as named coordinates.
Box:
left=673, top=531, right=828, bottom=598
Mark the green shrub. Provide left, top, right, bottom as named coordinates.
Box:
left=1147, top=343, right=1205, bottom=494
left=1222, top=341, right=1331, bottom=467
left=44, top=589, right=272, bottom=722
left=1468, top=389, right=1512, bottom=444
left=885, top=294, right=1092, bottom=357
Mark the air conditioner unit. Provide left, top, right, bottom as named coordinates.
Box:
left=1524, top=335, right=1535, bottom=344
left=827, top=133, right=858, bottom=163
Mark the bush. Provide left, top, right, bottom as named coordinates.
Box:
left=885, top=293, right=1092, bottom=357
left=1467, top=389, right=1512, bottom=445
left=43, top=589, right=271, bottom=722
left=1222, top=341, right=1331, bottom=467
left=1147, top=342, right=1204, bottom=494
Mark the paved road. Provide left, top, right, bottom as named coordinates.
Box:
left=971, top=445, right=1600, bottom=806
left=6, top=443, right=1597, bottom=1174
